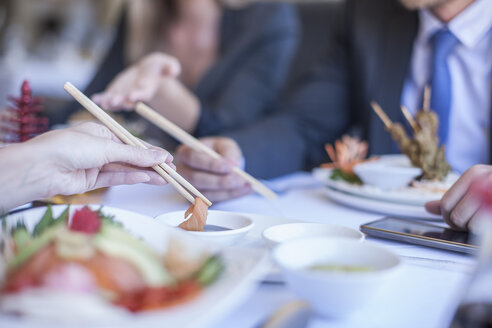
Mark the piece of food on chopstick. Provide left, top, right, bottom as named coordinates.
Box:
left=0, top=205, right=223, bottom=317
left=321, top=135, right=376, bottom=184
left=179, top=198, right=209, bottom=231
left=370, top=88, right=451, bottom=181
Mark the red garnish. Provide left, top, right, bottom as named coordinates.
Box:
left=115, top=281, right=202, bottom=312
left=69, top=206, right=101, bottom=234
left=1, top=80, right=49, bottom=143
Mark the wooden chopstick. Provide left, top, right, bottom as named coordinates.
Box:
left=63, top=82, right=212, bottom=206
left=135, top=102, right=278, bottom=201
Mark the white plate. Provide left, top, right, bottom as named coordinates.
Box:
left=0, top=205, right=267, bottom=328
left=313, top=155, right=458, bottom=206
left=324, top=187, right=442, bottom=220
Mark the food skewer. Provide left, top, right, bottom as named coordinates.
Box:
left=370, top=101, right=392, bottom=128
left=64, top=82, right=212, bottom=206
left=423, top=85, right=431, bottom=111
left=135, top=102, right=278, bottom=201
left=400, top=105, right=419, bottom=132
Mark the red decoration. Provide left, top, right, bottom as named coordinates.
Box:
left=69, top=206, right=102, bottom=234
left=1, top=80, right=49, bottom=143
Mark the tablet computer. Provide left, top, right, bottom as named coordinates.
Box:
left=360, top=217, right=478, bottom=254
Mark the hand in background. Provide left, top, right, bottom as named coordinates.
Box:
left=426, top=165, right=492, bottom=233
left=92, top=52, right=181, bottom=111
left=0, top=122, right=174, bottom=211
left=176, top=137, right=252, bottom=203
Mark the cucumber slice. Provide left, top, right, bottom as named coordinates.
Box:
left=196, top=255, right=223, bottom=286
left=32, top=205, right=53, bottom=236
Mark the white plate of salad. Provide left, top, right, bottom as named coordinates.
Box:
left=0, top=205, right=266, bottom=328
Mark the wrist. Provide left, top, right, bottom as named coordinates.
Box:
left=0, top=141, right=57, bottom=211
left=152, top=81, right=201, bottom=133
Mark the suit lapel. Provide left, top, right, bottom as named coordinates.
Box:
left=368, top=3, right=419, bottom=155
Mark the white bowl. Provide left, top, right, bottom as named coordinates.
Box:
left=262, top=223, right=364, bottom=247
left=353, top=156, right=422, bottom=189
left=155, top=210, right=254, bottom=246
left=272, top=238, right=400, bottom=318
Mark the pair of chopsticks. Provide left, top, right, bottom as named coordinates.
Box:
left=64, top=82, right=212, bottom=207
left=134, top=102, right=278, bottom=200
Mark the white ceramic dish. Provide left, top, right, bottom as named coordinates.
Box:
left=324, top=187, right=441, bottom=220
left=0, top=205, right=266, bottom=328
left=156, top=210, right=254, bottom=246
left=262, top=223, right=364, bottom=247
left=273, top=238, right=401, bottom=319
left=353, top=157, right=422, bottom=189
left=313, top=154, right=458, bottom=206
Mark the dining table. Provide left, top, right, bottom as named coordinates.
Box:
left=101, top=171, right=474, bottom=328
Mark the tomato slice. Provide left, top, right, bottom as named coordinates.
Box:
left=69, top=206, right=101, bottom=234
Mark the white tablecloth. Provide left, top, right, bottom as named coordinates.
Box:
left=102, top=172, right=474, bottom=328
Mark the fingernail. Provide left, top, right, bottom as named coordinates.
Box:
left=129, top=92, right=139, bottom=102
left=111, top=96, right=122, bottom=107
left=141, top=173, right=151, bottom=182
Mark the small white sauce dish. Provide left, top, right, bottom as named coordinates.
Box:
left=272, top=238, right=401, bottom=319
left=262, top=223, right=364, bottom=247
left=155, top=210, right=254, bottom=246
left=353, top=155, right=422, bottom=189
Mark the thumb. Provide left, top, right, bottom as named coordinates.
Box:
left=160, top=57, right=181, bottom=77
left=425, top=200, right=442, bottom=215
left=105, top=142, right=173, bottom=168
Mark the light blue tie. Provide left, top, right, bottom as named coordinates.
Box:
left=430, top=29, right=459, bottom=144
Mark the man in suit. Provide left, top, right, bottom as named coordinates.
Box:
left=175, top=0, right=492, bottom=228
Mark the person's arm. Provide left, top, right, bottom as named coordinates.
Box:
left=175, top=2, right=352, bottom=201
left=0, top=122, right=173, bottom=213
left=194, top=3, right=300, bottom=136
left=92, top=52, right=182, bottom=111
left=175, top=57, right=354, bottom=203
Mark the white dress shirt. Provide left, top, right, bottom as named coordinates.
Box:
left=401, top=0, right=492, bottom=173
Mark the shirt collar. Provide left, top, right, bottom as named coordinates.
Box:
left=418, top=0, right=492, bottom=49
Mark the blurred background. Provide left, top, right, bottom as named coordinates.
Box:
left=0, top=0, right=339, bottom=126
left=0, top=0, right=123, bottom=113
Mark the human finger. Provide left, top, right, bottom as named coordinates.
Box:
left=176, top=145, right=233, bottom=174
left=214, top=140, right=242, bottom=165
left=177, top=164, right=246, bottom=190
left=92, top=171, right=152, bottom=190
left=467, top=207, right=489, bottom=234
left=447, top=191, right=482, bottom=230
left=425, top=200, right=441, bottom=215
left=71, top=123, right=174, bottom=165
left=101, top=163, right=169, bottom=186
left=104, top=142, right=173, bottom=168
left=440, top=165, right=489, bottom=219
left=202, top=185, right=253, bottom=203
left=70, top=122, right=123, bottom=144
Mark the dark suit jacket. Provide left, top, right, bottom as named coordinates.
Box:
left=225, top=0, right=486, bottom=179
left=53, top=3, right=299, bottom=139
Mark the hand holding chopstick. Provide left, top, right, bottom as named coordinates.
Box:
left=64, top=82, right=212, bottom=206
left=135, top=102, right=278, bottom=200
